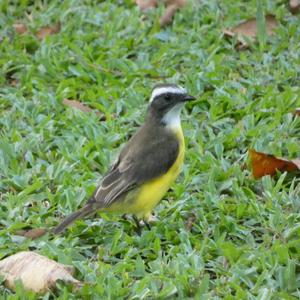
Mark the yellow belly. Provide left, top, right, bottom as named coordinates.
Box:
left=125, top=127, right=185, bottom=219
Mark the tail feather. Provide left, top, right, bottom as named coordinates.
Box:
left=52, top=205, right=93, bottom=234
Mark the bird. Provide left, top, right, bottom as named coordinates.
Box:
left=52, top=83, right=195, bottom=234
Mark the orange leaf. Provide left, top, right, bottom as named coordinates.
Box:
left=249, top=149, right=300, bottom=179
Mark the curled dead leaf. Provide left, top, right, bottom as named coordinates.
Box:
left=36, top=22, right=61, bottom=40
left=249, top=149, right=300, bottom=179
left=13, top=23, right=28, bottom=34
left=223, top=15, right=278, bottom=49
left=289, top=0, right=300, bottom=14
left=0, top=251, right=82, bottom=293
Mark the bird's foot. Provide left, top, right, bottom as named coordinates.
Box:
left=140, top=214, right=158, bottom=230
left=145, top=214, right=159, bottom=224
left=132, top=214, right=158, bottom=234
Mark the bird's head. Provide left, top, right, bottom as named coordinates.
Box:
left=148, top=83, right=195, bottom=127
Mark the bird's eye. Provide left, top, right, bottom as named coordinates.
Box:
left=165, top=94, right=171, bottom=102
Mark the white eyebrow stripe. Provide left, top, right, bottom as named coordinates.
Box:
left=149, top=86, right=186, bottom=102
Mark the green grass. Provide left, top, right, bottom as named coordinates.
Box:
left=0, top=0, right=300, bottom=298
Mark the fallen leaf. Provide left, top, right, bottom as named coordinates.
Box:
left=223, top=15, right=278, bottom=49
left=223, top=29, right=249, bottom=50
left=36, top=23, right=61, bottom=40
left=163, top=0, right=186, bottom=7
left=63, top=99, right=102, bottom=115
left=294, top=108, right=300, bottom=116
left=14, top=228, right=47, bottom=240
left=185, top=213, right=196, bottom=231
left=160, top=0, right=186, bottom=27
left=160, top=4, right=179, bottom=26
left=9, top=79, right=18, bottom=87
left=0, top=251, right=82, bottom=293
left=135, top=0, right=157, bottom=11
left=289, top=0, right=300, bottom=14
left=249, top=149, right=300, bottom=179
left=13, top=23, right=28, bottom=34
left=135, top=0, right=186, bottom=26
left=231, top=15, right=277, bottom=37
left=13, top=22, right=60, bottom=39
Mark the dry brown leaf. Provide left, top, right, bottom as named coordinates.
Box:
left=36, top=23, right=61, bottom=40
left=294, top=108, right=300, bottom=116
left=290, top=0, right=300, bottom=14
left=135, top=0, right=186, bottom=26
left=163, top=0, right=186, bottom=7
left=223, top=15, right=278, bottom=49
left=185, top=213, right=196, bottom=231
left=232, top=15, right=277, bottom=37
left=0, top=251, right=82, bottom=293
left=135, top=0, right=157, bottom=10
left=160, top=0, right=186, bottom=27
left=63, top=98, right=102, bottom=115
left=160, top=3, right=179, bottom=26
left=13, top=22, right=60, bottom=39
left=10, top=79, right=18, bottom=87
left=249, top=149, right=300, bottom=179
left=223, top=29, right=249, bottom=50
left=13, top=23, right=28, bottom=34
left=15, top=228, right=47, bottom=240
left=63, top=99, right=95, bottom=113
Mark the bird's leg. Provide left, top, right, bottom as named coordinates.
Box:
left=142, top=212, right=158, bottom=230
left=133, top=215, right=142, bottom=235
left=144, top=220, right=151, bottom=230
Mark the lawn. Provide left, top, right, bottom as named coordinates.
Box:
left=0, top=0, right=300, bottom=298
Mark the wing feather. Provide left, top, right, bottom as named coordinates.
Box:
left=88, top=125, right=179, bottom=208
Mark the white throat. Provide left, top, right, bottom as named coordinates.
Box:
left=162, top=103, right=184, bottom=129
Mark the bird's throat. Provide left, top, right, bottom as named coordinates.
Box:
left=162, top=103, right=183, bottom=130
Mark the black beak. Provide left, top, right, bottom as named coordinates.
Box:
left=183, top=94, right=196, bottom=102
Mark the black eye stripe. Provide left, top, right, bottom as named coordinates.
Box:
left=152, top=92, right=184, bottom=102
left=165, top=93, right=171, bottom=100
